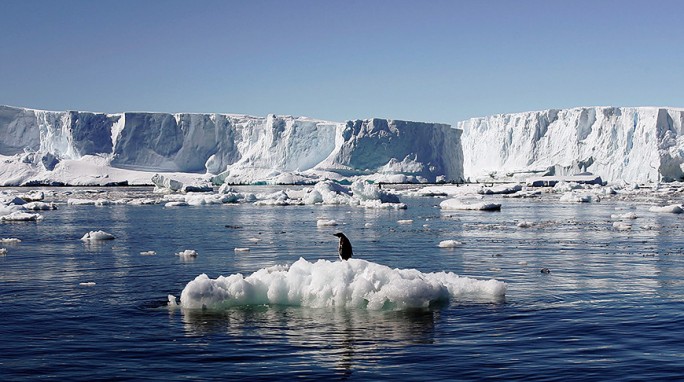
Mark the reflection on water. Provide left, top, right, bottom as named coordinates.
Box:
left=177, top=305, right=437, bottom=376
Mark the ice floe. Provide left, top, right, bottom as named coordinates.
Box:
left=81, top=230, right=115, bottom=241
left=173, top=257, right=506, bottom=311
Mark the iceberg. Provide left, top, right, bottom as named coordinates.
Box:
left=0, top=106, right=463, bottom=186
left=459, top=107, right=684, bottom=184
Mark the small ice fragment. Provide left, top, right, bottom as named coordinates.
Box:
left=438, top=240, right=462, bottom=248
left=317, top=219, right=338, bottom=227
left=234, top=247, right=250, bottom=252
left=81, top=230, right=115, bottom=241
left=611, top=212, right=637, bottom=220
left=364, top=223, right=373, bottom=228
left=612, top=222, right=632, bottom=231
left=247, top=237, right=260, bottom=242
left=518, top=261, right=528, bottom=265
left=79, top=282, right=96, bottom=286
left=168, top=294, right=179, bottom=307
left=517, top=221, right=534, bottom=228
left=140, top=250, right=156, bottom=256
left=0, top=238, right=21, bottom=244
left=176, top=249, right=198, bottom=258
left=164, top=201, right=189, bottom=207
left=440, top=199, right=501, bottom=211
left=0, top=248, right=7, bottom=256
left=649, top=204, right=683, bottom=214
left=397, top=219, right=413, bottom=224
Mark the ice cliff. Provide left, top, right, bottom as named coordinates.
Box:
left=0, top=105, right=463, bottom=186
left=459, top=107, right=684, bottom=183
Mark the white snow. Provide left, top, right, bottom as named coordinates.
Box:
left=81, top=230, right=115, bottom=241
left=177, top=257, right=506, bottom=310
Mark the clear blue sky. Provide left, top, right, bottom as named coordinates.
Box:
left=1, top=0, right=683, bottom=124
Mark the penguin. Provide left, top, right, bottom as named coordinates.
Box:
left=333, top=232, right=353, bottom=261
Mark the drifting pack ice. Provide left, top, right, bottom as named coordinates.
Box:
left=0, top=105, right=462, bottom=186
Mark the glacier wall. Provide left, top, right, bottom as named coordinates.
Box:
left=459, top=107, right=684, bottom=183
left=0, top=105, right=463, bottom=185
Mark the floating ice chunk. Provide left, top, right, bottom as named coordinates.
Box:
left=127, top=198, right=159, bottom=205
left=611, top=212, right=637, bottom=220
left=19, top=191, right=45, bottom=202
left=552, top=181, right=583, bottom=193
left=612, top=222, right=632, bottom=231
left=0, top=212, right=43, bottom=221
left=350, top=180, right=401, bottom=203
left=247, top=237, right=261, bottom=243
left=79, top=282, right=96, bottom=286
left=23, top=201, right=57, bottom=210
left=152, top=174, right=184, bottom=193
left=559, top=192, right=592, bottom=203
left=517, top=221, right=534, bottom=228
left=0, top=238, right=21, bottom=244
left=234, top=247, right=250, bottom=252
left=649, top=204, right=683, bottom=214
left=478, top=183, right=522, bottom=195
left=178, top=258, right=506, bottom=310
left=358, top=199, right=407, bottom=209
left=168, top=294, right=179, bottom=307
left=140, top=250, right=156, bottom=256
left=1, top=196, right=26, bottom=206
left=81, top=230, right=115, bottom=241
left=0, top=248, right=6, bottom=256
left=67, top=198, right=96, bottom=205
left=317, top=219, right=338, bottom=227
left=176, top=249, right=198, bottom=258
left=397, top=219, right=413, bottom=224
left=364, top=223, right=373, bottom=228
left=438, top=240, right=462, bottom=248
left=440, top=199, right=501, bottom=211
left=164, top=201, right=189, bottom=207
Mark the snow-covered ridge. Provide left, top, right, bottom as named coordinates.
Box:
left=0, top=105, right=462, bottom=185
left=459, top=106, right=684, bottom=183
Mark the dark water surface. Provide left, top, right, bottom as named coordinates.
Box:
left=1, top=187, right=684, bottom=381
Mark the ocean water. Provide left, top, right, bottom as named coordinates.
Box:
left=2, top=187, right=684, bottom=381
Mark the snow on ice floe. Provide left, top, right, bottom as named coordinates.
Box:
left=81, top=230, right=115, bottom=241
left=1, top=238, right=21, bottom=244
left=172, top=258, right=506, bottom=311
left=140, top=250, right=156, bottom=256
left=0, top=211, right=43, bottom=221
left=649, top=204, right=684, bottom=214
left=439, top=199, right=501, bottom=211
left=438, top=240, right=462, bottom=248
